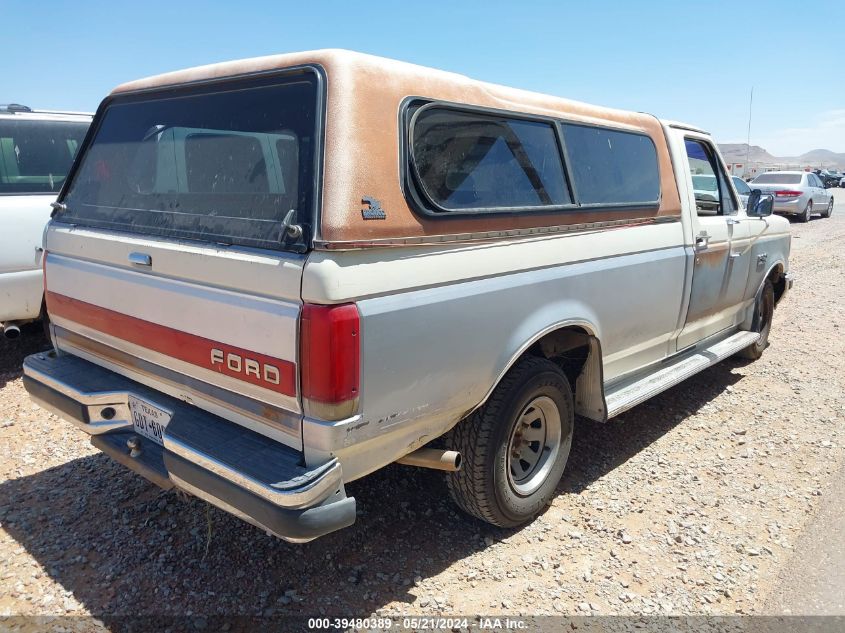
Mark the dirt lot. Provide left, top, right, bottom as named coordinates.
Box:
left=1, top=200, right=844, bottom=622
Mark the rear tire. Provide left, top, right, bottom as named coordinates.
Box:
left=446, top=356, right=573, bottom=528
left=736, top=279, right=774, bottom=360
left=821, top=198, right=834, bottom=218
left=798, top=200, right=812, bottom=223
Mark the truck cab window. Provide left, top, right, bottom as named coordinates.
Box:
left=684, top=139, right=736, bottom=216
left=733, top=177, right=751, bottom=196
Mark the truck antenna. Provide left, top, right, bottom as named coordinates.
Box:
left=745, top=87, right=753, bottom=173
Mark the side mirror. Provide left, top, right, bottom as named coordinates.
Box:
left=746, top=189, right=773, bottom=217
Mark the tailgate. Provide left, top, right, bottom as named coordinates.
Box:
left=42, top=69, right=323, bottom=450
left=45, top=226, right=304, bottom=446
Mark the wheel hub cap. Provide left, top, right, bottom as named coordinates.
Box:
left=506, top=395, right=562, bottom=496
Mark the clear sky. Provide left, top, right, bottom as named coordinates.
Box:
left=4, top=0, right=843, bottom=157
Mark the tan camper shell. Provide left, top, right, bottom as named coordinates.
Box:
left=24, top=50, right=792, bottom=541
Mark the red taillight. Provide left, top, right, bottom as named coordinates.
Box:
left=300, top=303, right=360, bottom=420
left=775, top=190, right=802, bottom=197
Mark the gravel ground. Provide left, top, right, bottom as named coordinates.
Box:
left=1, top=200, right=844, bottom=621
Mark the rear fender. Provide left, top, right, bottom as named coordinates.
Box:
left=473, top=308, right=606, bottom=422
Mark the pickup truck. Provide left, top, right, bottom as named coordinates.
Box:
left=23, top=50, right=792, bottom=542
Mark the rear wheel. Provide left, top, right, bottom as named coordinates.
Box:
left=446, top=356, right=573, bottom=527
left=821, top=198, right=834, bottom=218
left=798, top=200, right=812, bottom=223
left=736, top=279, right=774, bottom=360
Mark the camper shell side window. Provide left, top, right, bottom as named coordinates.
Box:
left=404, top=101, right=661, bottom=218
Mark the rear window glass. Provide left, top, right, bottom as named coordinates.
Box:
left=57, top=73, right=319, bottom=252
left=411, top=108, right=570, bottom=211
left=0, top=119, right=89, bottom=194
left=184, top=133, right=270, bottom=194
left=561, top=124, right=660, bottom=206
left=752, top=173, right=802, bottom=184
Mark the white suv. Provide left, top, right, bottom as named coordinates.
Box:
left=0, top=104, right=91, bottom=338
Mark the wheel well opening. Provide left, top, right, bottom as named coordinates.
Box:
left=770, top=265, right=786, bottom=305
left=528, top=326, right=592, bottom=392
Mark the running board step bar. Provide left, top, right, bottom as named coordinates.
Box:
left=605, top=330, right=760, bottom=419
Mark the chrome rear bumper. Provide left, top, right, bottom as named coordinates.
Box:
left=23, top=351, right=356, bottom=542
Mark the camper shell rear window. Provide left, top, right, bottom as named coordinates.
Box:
left=56, top=69, right=322, bottom=252
left=406, top=102, right=660, bottom=216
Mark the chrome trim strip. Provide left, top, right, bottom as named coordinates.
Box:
left=313, top=215, right=680, bottom=250
left=163, top=435, right=342, bottom=510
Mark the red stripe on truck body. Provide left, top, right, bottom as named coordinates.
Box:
left=45, top=291, right=297, bottom=397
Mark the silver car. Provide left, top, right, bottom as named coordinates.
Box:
left=749, top=171, right=834, bottom=222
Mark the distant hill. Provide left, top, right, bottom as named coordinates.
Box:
left=797, top=149, right=845, bottom=166
left=719, top=143, right=845, bottom=170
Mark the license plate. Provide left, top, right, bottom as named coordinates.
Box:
left=129, top=396, right=172, bottom=446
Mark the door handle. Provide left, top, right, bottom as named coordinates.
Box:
left=695, top=233, right=710, bottom=251
left=128, top=252, right=152, bottom=267
left=726, top=217, right=741, bottom=225
left=730, top=252, right=741, bottom=258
